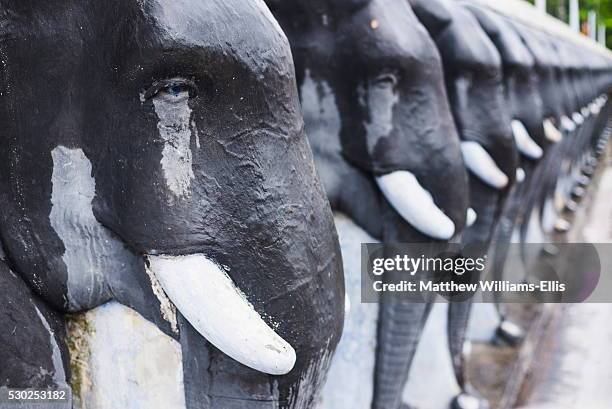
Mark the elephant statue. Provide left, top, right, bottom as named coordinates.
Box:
left=3, top=1, right=612, bottom=409
left=500, top=22, right=577, bottom=268
left=0, top=1, right=345, bottom=408
left=459, top=2, right=547, bottom=345
left=510, top=24, right=605, bottom=247
left=409, top=0, right=520, bottom=407
left=265, top=0, right=471, bottom=408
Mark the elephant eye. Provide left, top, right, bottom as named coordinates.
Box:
left=166, top=84, right=189, bottom=97
left=373, top=73, right=398, bottom=89
left=143, top=78, right=198, bottom=101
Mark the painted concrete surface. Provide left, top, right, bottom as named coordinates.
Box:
left=69, top=302, right=186, bottom=409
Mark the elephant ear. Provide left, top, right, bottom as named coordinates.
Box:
left=408, top=0, right=453, bottom=38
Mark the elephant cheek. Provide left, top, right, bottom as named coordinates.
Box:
left=49, top=146, right=133, bottom=311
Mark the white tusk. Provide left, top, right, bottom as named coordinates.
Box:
left=597, top=98, right=606, bottom=109
left=543, top=119, right=562, bottom=143
left=466, top=208, right=477, bottom=227
left=511, top=120, right=543, bottom=160
left=561, top=115, right=576, bottom=132
left=591, top=102, right=601, bottom=115
left=581, top=106, right=591, bottom=118
left=146, top=254, right=296, bottom=375
left=516, top=168, right=526, bottom=183
left=572, top=112, right=584, bottom=126
left=460, top=141, right=509, bottom=190
left=376, top=171, right=455, bottom=240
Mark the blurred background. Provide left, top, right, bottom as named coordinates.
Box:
left=526, top=0, right=612, bottom=47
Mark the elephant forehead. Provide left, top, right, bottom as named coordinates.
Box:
left=0, top=2, right=295, bottom=87
left=440, top=6, right=501, bottom=69
left=340, top=0, right=437, bottom=66
left=147, top=0, right=292, bottom=72
left=465, top=6, right=534, bottom=69
left=517, top=26, right=559, bottom=68
left=495, top=29, right=534, bottom=68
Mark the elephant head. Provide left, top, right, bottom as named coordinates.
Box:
left=555, top=41, right=585, bottom=127
left=266, top=0, right=468, bottom=244
left=0, top=1, right=344, bottom=407
left=267, top=1, right=470, bottom=409
left=464, top=4, right=546, bottom=161
left=410, top=0, right=517, bottom=242
left=410, top=1, right=520, bottom=407
left=510, top=23, right=566, bottom=140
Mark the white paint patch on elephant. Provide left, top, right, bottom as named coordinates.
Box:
left=361, top=76, right=399, bottom=154
left=318, top=214, right=379, bottom=409
left=73, top=302, right=185, bottom=409
left=300, top=69, right=342, bottom=152
left=50, top=146, right=130, bottom=310
left=144, top=263, right=178, bottom=334
left=299, top=69, right=344, bottom=200
left=153, top=89, right=196, bottom=201
left=34, top=307, right=68, bottom=385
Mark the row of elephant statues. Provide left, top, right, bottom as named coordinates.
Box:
left=0, top=0, right=611, bottom=409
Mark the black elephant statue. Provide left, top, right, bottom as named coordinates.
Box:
left=460, top=1, right=547, bottom=348
left=265, top=0, right=471, bottom=408
left=409, top=0, right=519, bottom=407
left=0, top=1, right=345, bottom=408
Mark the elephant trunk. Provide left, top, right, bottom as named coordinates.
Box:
left=372, top=212, right=442, bottom=409
left=373, top=299, right=432, bottom=409
left=447, top=301, right=472, bottom=389
left=178, top=313, right=332, bottom=409
left=448, top=179, right=504, bottom=390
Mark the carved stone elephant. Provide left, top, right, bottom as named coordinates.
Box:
left=265, top=1, right=471, bottom=409
left=0, top=1, right=345, bottom=408
left=409, top=0, right=519, bottom=407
